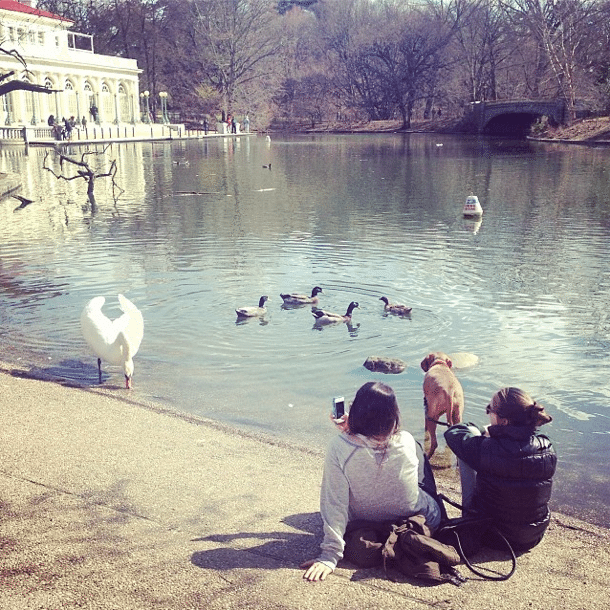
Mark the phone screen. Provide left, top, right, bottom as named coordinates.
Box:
left=332, top=397, right=345, bottom=419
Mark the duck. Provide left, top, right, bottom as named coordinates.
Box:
left=312, top=301, right=359, bottom=325
left=236, top=295, right=269, bottom=318
left=379, top=296, right=412, bottom=316
left=262, top=163, right=272, bottom=170
left=80, top=294, right=144, bottom=389
left=280, top=286, right=323, bottom=305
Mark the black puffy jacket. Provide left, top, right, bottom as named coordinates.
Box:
left=445, top=423, right=557, bottom=551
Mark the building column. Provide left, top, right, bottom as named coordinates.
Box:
left=76, top=91, right=81, bottom=123
left=114, top=91, right=120, bottom=124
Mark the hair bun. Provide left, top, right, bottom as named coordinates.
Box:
left=495, top=388, right=552, bottom=427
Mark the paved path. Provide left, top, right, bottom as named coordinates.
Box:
left=0, top=363, right=607, bottom=609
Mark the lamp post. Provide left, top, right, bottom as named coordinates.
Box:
left=159, top=91, right=169, bottom=124
left=140, top=90, right=150, bottom=123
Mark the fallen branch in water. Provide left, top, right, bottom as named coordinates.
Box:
left=42, top=145, right=124, bottom=205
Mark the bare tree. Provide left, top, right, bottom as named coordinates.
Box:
left=501, top=0, right=600, bottom=120
left=190, top=0, right=284, bottom=115
left=43, top=146, right=123, bottom=207
left=452, top=0, right=515, bottom=102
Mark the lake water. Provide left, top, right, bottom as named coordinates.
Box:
left=1, top=133, right=609, bottom=527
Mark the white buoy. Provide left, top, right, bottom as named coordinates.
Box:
left=463, top=194, right=483, bottom=217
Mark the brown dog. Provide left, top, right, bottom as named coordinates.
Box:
left=420, top=352, right=465, bottom=457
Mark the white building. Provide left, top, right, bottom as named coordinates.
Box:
left=0, top=0, right=141, bottom=127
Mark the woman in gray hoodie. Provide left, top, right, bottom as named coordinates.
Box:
left=302, top=381, right=442, bottom=581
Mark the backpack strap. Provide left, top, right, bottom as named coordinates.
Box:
left=435, top=497, right=517, bottom=581
left=445, top=522, right=516, bottom=581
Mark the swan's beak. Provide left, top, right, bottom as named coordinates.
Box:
left=125, top=374, right=132, bottom=389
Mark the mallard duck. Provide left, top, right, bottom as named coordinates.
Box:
left=280, top=286, right=323, bottom=305
left=380, top=296, right=412, bottom=316
left=312, top=301, right=359, bottom=325
left=236, top=296, right=269, bottom=318
left=80, top=294, right=144, bottom=389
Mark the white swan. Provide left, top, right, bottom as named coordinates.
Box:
left=80, top=294, right=144, bottom=389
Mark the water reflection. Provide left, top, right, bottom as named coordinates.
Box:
left=1, top=134, right=610, bottom=526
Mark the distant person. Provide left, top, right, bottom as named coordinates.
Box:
left=301, top=381, right=442, bottom=581
left=243, top=115, right=250, bottom=132
left=90, top=105, right=98, bottom=122
left=81, top=116, right=87, bottom=128
left=231, top=116, right=237, bottom=133
left=445, top=387, right=556, bottom=552
left=203, top=117, right=209, bottom=135
left=47, top=114, right=55, bottom=126
left=63, top=117, right=72, bottom=139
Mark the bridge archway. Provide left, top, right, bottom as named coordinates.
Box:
left=483, top=112, right=545, bottom=136
left=469, top=100, right=566, bottom=135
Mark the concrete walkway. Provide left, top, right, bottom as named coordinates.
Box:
left=0, top=362, right=607, bottom=610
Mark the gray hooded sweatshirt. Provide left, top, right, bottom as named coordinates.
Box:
left=317, top=430, right=442, bottom=569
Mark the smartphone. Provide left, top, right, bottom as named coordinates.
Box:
left=332, top=396, right=345, bottom=419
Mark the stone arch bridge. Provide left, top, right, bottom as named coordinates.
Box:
left=468, top=100, right=567, bottom=134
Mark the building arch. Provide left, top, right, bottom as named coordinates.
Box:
left=21, top=75, right=36, bottom=124
left=64, top=79, right=77, bottom=119
left=83, top=80, right=97, bottom=121
left=101, top=82, right=113, bottom=122
left=2, top=87, right=15, bottom=125
left=44, top=76, right=59, bottom=120
left=118, top=83, right=130, bottom=122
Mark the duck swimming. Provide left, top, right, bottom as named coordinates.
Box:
left=236, top=296, right=269, bottom=318
left=379, top=296, right=412, bottom=316
left=280, top=286, right=323, bottom=305
left=312, top=301, right=359, bottom=325
left=80, top=294, right=144, bottom=389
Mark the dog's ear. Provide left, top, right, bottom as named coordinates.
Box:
left=445, top=357, right=453, bottom=368
left=421, top=354, right=433, bottom=372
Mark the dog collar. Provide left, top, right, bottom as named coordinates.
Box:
left=430, top=359, right=449, bottom=368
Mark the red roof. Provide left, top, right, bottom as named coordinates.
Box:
left=0, top=1, right=73, bottom=23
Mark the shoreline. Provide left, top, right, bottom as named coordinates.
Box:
left=284, top=116, right=610, bottom=145
left=0, top=357, right=605, bottom=523
left=1, top=361, right=609, bottom=609
left=2, top=354, right=607, bottom=530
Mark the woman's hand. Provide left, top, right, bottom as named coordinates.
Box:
left=329, top=412, right=349, bottom=432
left=301, top=559, right=333, bottom=581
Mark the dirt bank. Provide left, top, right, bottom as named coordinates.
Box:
left=293, top=115, right=610, bottom=143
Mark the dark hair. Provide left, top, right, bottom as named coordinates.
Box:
left=347, top=381, right=400, bottom=438
left=492, top=387, right=552, bottom=428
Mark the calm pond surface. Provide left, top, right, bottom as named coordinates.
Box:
left=1, top=133, right=609, bottom=527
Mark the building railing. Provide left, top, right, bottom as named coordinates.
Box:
left=0, top=123, right=197, bottom=145
left=0, top=122, right=255, bottom=146
left=0, top=127, right=30, bottom=140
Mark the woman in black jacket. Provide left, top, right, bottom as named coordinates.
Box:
left=444, top=387, right=556, bottom=551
